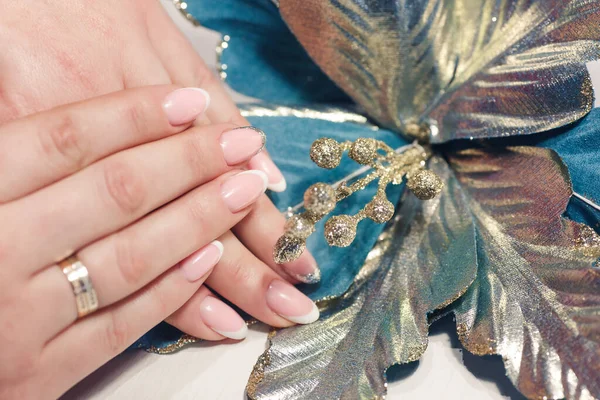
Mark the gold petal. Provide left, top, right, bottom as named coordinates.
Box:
left=278, top=0, right=600, bottom=142
left=449, top=147, right=600, bottom=400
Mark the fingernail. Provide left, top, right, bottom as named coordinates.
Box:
left=221, top=170, right=268, bottom=212
left=163, top=88, right=210, bottom=125
left=180, top=241, right=223, bottom=282
left=251, top=152, right=287, bottom=192
left=199, top=296, right=248, bottom=340
left=283, top=252, right=321, bottom=284
left=266, top=280, right=319, bottom=324
left=220, top=127, right=266, bottom=165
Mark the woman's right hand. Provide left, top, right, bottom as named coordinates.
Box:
left=0, top=85, right=318, bottom=398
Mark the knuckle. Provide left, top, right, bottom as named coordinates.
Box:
left=41, top=113, right=86, bottom=169
left=195, top=67, right=219, bottom=88
left=102, top=160, right=146, bottom=215
left=114, top=233, right=145, bottom=287
left=227, top=256, right=251, bottom=283
left=145, top=280, right=170, bottom=318
left=123, top=98, right=152, bottom=140
left=102, top=311, right=129, bottom=355
left=187, top=190, right=209, bottom=221
left=183, top=133, right=211, bottom=178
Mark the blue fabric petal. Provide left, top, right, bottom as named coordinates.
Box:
left=470, top=108, right=600, bottom=233
left=184, top=0, right=350, bottom=104
left=535, top=108, right=600, bottom=233
left=132, top=105, right=407, bottom=350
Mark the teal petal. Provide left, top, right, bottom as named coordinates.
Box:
left=183, top=0, right=350, bottom=103
left=536, top=108, right=600, bottom=233
left=486, top=108, right=600, bottom=233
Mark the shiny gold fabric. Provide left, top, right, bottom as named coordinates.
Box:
left=249, top=147, right=600, bottom=400
left=248, top=157, right=479, bottom=399
left=277, top=0, right=600, bottom=143
left=449, top=147, right=600, bottom=400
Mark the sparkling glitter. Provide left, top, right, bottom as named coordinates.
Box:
left=365, top=196, right=395, bottom=223
left=325, top=215, right=357, bottom=247
left=273, top=235, right=306, bottom=264
left=349, top=138, right=377, bottom=165
left=407, top=170, right=444, bottom=200
left=304, top=183, right=337, bottom=215
left=310, top=138, right=342, bottom=169
left=284, top=215, right=316, bottom=239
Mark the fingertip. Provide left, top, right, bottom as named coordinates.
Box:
left=283, top=251, right=321, bottom=284
left=249, top=152, right=287, bottom=192
left=199, top=296, right=248, bottom=341
left=162, top=87, right=211, bottom=125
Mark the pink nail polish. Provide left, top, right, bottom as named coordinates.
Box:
left=163, top=88, right=210, bottom=125
left=266, top=280, right=319, bottom=324
left=220, top=127, right=266, bottom=165
left=180, top=241, right=223, bottom=282
left=250, top=152, right=287, bottom=192
left=199, top=296, right=248, bottom=340
left=221, top=170, right=268, bottom=212
left=283, top=251, right=321, bottom=284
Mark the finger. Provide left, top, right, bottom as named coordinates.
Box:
left=166, top=286, right=248, bottom=341
left=5, top=124, right=266, bottom=273
left=206, top=232, right=319, bottom=328
left=40, top=248, right=217, bottom=399
left=233, top=195, right=320, bottom=284
left=0, top=85, right=210, bottom=203
left=147, top=6, right=287, bottom=191
left=33, top=170, right=267, bottom=337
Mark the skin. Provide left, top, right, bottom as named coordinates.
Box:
left=0, top=1, right=317, bottom=397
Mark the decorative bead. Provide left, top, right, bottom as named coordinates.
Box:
left=365, top=196, right=395, bottom=223
left=407, top=170, right=443, bottom=200
left=273, top=235, right=306, bottom=264
left=324, top=215, right=357, bottom=247
left=284, top=214, right=315, bottom=239
left=304, top=183, right=337, bottom=215
left=349, top=138, right=377, bottom=165
left=310, top=138, right=342, bottom=169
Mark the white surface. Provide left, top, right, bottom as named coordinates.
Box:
left=64, top=2, right=599, bottom=399
left=64, top=318, right=525, bottom=400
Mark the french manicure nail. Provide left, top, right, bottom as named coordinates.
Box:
left=266, top=280, right=319, bottom=324
left=220, top=127, right=266, bottom=165
left=180, top=241, right=223, bottom=282
left=283, top=252, right=321, bottom=284
left=163, top=88, right=210, bottom=125
left=251, top=152, right=287, bottom=192
left=199, top=296, right=248, bottom=340
left=221, top=170, right=268, bottom=212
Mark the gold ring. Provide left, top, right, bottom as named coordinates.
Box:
left=59, top=255, right=99, bottom=318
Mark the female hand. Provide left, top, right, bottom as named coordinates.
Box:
left=0, top=85, right=318, bottom=398
left=0, top=0, right=320, bottom=344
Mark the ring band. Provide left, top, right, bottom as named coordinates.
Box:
left=59, top=256, right=99, bottom=318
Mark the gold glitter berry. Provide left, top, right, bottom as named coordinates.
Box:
left=310, top=138, right=342, bottom=169
left=349, top=138, right=377, bottom=165
left=325, top=215, right=357, bottom=247
left=365, top=195, right=395, bottom=223
left=304, top=183, right=337, bottom=215
left=407, top=170, right=443, bottom=200
left=273, top=235, right=306, bottom=264
left=284, top=214, right=316, bottom=239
